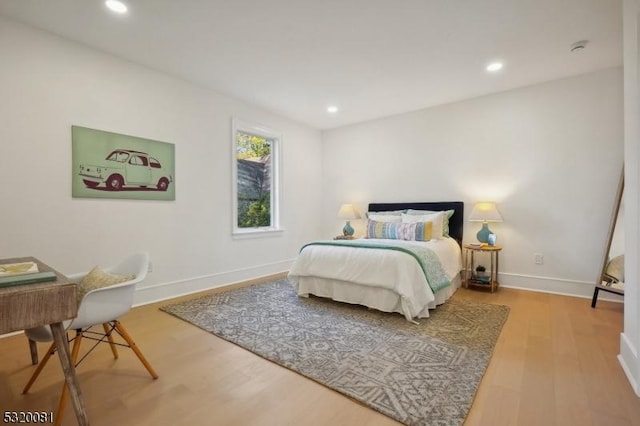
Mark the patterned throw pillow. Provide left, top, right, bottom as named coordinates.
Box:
left=77, top=266, right=135, bottom=304
left=401, top=212, right=444, bottom=239
left=365, top=219, right=433, bottom=241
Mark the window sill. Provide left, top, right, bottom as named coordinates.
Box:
left=232, top=228, right=285, bottom=239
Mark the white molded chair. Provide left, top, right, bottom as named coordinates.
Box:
left=23, top=253, right=158, bottom=425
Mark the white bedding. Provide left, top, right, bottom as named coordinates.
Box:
left=288, top=237, right=462, bottom=321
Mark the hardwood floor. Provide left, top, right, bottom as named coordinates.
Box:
left=0, top=278, right=637, bottom=425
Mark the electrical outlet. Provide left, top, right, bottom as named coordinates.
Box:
left=148, top=261, right=153, bottom=273
left=534, top=253, right=544, bottom=265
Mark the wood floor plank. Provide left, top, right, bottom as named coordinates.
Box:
left=0, top=283, right=636, bottom=425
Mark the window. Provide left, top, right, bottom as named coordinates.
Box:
left=107, top=150, right=130, bottom=162
left=150, top=157, right=161, bottom=168
left=231, top=119, right=281, bottom=236
left=129, top=155, right=148, bottom=166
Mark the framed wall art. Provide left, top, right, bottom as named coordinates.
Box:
left=71, top=126, right=175, bottom=201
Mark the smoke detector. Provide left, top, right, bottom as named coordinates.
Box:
left=570, top=40, right=588, bottom=52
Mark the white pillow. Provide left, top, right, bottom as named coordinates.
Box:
left=366, top=213, right=402, bottom=223
left=367, top=209, right=405, bottom=216
left=406, top=209, right=454, bottom=237
left=401, top=212, right=444, bottom=239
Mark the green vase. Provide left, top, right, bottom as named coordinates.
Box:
left=343, top=221, right=354, bottom=236
left=476, top=222, right=493, bottom=243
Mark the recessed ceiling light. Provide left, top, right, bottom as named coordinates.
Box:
left=327, top=106, right=338, bottom=114
left=486, top=62, right=504, bottom=72
left=105, top=0, right=128, bottom=14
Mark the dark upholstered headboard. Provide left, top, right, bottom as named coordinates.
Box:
left=367, top=201, right=464, bottom=246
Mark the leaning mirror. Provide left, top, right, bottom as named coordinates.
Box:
left=592, top=168, right=624, bottom=307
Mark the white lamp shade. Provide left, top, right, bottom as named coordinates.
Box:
left=469, top=202, right=503, bottom=222
left=337, top=204, right=361, bottom=220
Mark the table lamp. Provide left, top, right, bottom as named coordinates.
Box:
left=338, top=204, right=361, bottom=236
left=469, top=202, right=503, bottom=244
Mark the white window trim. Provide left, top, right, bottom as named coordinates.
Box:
left=231, top=118, right=282, bottom=237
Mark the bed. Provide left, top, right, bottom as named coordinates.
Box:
left=288, top=202, right=464, bottom=322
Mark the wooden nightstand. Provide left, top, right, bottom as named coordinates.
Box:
left=333, top=235, right=355, bottom=240
left=463, top=244, right=502, bottom=292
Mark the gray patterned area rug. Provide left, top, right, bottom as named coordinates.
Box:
left=160, top=279, right=509, bottom=426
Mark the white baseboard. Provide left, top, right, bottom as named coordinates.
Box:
left=498, top=272, right=624, bottom=302
left=132, top=258, right=296, bottom=307
left=0, top=330, right=23, bottom=339
left=619, top=332, right=640, bottom=397
left=139, top=266, right=623, bottom=308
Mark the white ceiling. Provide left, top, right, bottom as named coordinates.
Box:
left=0, top=0, right=622, bottom=130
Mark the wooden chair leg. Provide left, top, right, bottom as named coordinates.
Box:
left=55, top=381, right=69, bottom=426
left=28, top=339, right=39, bottom=365
left=54, top=331, right=83, bottom=426
left=22, top=341, right=57, bottom=394
left=103, top=323, right=119, bottom=359
left=113, top=321, right=158, bottom=379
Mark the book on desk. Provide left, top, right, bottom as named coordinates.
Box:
left=0, top=261, right=57, bottom=288
left=0, top=261, right=39, bottom=277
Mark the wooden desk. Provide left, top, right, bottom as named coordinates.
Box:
left=0, top=257, right=89, bottom=425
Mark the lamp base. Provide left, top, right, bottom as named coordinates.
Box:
left=343, top=221, right=354, bottom=236
left=476, top=222, right=493, bottom=244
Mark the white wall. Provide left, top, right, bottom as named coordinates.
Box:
left=322, top=68, right=624, bottom=298
left=619, top=0, right=640, bottom=397
left=0, top=15, right=626, bottom=304
left=0, top=17, right=324, bottom=305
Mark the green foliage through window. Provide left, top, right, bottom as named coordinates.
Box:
left=238, top=193, right=271, bottom=227
left=236, top=133, right=272, bottom=159
left=236, top=131, right=273, bottom=228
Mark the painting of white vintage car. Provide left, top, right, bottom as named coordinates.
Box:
left=72, top=126, right=175, bottom=201
left=79, top=149, right=173, bottom=191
